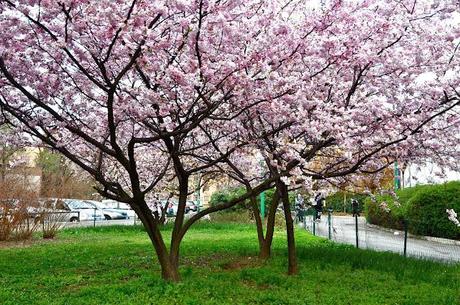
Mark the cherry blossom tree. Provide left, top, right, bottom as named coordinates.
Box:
left=1, top=0, right=459, bottom=281
left=191, top=0, right=460, bottom=274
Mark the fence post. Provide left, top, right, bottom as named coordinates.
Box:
left=313, top=209, right=316, bottom=236
left=355, top=213, right=359, bottom=248
left=328, top=208, right=332, bottom=240
left=403, top=219, right=408, bottom=257
left=93, top=208, right=96, bottom=228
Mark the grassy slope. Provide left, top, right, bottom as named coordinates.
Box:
left=0, top=223, right=459, bottom=305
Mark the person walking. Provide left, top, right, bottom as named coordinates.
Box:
left=314, top=192, right=325, bottom=222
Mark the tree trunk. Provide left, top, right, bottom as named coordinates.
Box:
left=259, top=189, right=279, bottom=259
left=134, top=199, right=181, bottom=282
left=247, top=188, right=265, bottom=251
left=278, top=182, right=298, bottom=275
left=169, top=174, right=189, bottom=272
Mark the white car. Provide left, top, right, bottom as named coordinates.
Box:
left=46, top=199, right=105, bottom=222
left=86, top=200, right=129, bottom=220
left=101, top=199, right=136, bottom=219
left=63, top=200, right=106, bottom=222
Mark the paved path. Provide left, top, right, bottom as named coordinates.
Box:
left=303, top=215, right=460, bottom=263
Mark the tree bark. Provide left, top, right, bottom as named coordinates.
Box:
left=259, top=189, right=279, bottom=259
left=247, top=188, right=265, bottom=251
left=133, top=199, right=181, bottom=282
left=169, top=172, right=189, bottom=271
left=278, top=182, right=298, bottom=275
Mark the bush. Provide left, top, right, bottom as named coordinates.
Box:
left=364, top=181, right=460, bottom=240
left=209, top=211, right=253, bottom=223
left=209, top=187, right=296, bottom=216
left=364, top=196, right=406, bottom=230
left=0, top=181, right=40, bottom=241
left=326, top=192, right=368, bottom=214
left=406, top=182, right=460, bottom=239
left=209, top=187, right=252, bottom=212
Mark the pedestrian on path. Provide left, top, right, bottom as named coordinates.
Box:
left=314, top=192, right=325, bottom=221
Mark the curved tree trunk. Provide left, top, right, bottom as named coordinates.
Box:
left=169, top=174, right=189, bottom=276
left=248, top=185, right=281, bottom=260
left=133, top=199, right=181, bottom=282
left=248, top=189, right=265, bottom=251
left=278, top=182, right=298, bottom=275
left=259, top=190, right=279, bottom=259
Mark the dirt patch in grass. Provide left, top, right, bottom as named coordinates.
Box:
left=220, top=256, right=262, bottom=271
left=181, top=253, right=227, bottom=267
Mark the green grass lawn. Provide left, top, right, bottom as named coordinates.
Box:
left=0, top=223, right=459, bottom=305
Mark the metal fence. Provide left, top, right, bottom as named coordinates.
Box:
left=1, top=210, right=141, bottom=233
left=299, top=208, right=460, bottom=263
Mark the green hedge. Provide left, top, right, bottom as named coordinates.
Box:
left=209, top=187, right=295, bottom=216
left=406, top=183, right=460, bottom=239
left=364, top=181, right=460, bottom=240
left=326, top=192, right=368, bottom=213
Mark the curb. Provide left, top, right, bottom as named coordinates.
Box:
left=366, top=223, right=460, bottom=246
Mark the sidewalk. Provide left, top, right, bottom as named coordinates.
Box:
left=305, top=215, right=460, bottom=263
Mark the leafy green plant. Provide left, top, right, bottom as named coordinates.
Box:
left=364, top=181, right=460, bottom=239
left=406, top=182, right=460, bottom=239
left=326, top=192, right=368, bottom=213
left=209, top=187, right=296, bottom=216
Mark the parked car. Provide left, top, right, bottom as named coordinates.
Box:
left=101, top=200, right=136, bottom=219
left=63, top=200, right=106, bottom=222
left=35, top=198, right=79, bottom=222
left=86, top=200, right=129, bottom=220
left=38, top=198, right=105, bottom=222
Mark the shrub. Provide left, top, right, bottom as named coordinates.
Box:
left=326, top=192, right=368, bottom=214
left=209, top=187, right=251, bottom=212
left=364, top=181, right=460, bottom=240
left=209, top=187, right=296, bottom=216
left=209, top=210, right=253, bottom=223
left=364, top=196, right=405, bottom=230
left=40, top=211, right=67, bottom=239
left=406, top=182, right=460, bottom=239
left=0, top=181, right=40, bottom=241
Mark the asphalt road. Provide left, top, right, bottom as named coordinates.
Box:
left=303, top=215, right=460, bottom=263
left=62, top=214, right=460, bottom=263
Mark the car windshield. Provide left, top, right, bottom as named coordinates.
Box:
left=66, top=200, right=94, bottom=209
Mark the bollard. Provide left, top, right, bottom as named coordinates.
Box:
left=328, top=209, right=332, bottom=240
left=355, top=213, right=359, bottom=248
left=403, top=219, right=408, bottom=257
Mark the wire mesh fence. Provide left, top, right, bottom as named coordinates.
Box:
left=0, top=209, right=141, bottom=240
left=299, top=208, right=460, bottom=263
